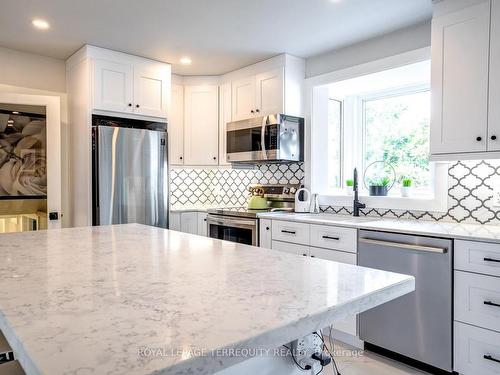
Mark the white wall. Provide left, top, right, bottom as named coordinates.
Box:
left=0, top=46, right=66, bottom=92
left=0, top=46, right=70, bottom=227
left=305, top=21, right=431, bottom=78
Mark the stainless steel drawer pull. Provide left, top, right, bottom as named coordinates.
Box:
left=484, top=257, right=500, bottom=263
left=484, top=301, right=500, bottom=308
left=484, top=355, right=500, bottom=364
left=281, top=230, right=296, bottom=235
left=359, top=238, right=447, bottom=254
left=322, top=235, right=340, bottom=241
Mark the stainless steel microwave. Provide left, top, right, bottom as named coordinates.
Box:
left=226, top=114, right=304, bottom=163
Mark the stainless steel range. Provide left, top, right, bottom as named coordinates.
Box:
left=206, top=184, right=299, bottom=246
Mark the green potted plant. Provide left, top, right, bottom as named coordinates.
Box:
left=345, top=179, right=354, bottom=196
left=369, top=177, right=391, bottom=196
left=401, top=178, right=412, bottom=198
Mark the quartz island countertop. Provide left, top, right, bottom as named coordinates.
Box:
left=0, top=224, right=414, bottom=375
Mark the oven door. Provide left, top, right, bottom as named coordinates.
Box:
left=206, top=215, right=258, bottom=246
left=226, top=119, right=279, bottom=163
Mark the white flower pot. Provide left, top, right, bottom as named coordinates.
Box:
left=401, top=187, right=411, bottom=198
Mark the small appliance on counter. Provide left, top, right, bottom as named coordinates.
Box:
left=294, top=188, right=311, bottom=213
left=206, top=184, right=299, bottom=246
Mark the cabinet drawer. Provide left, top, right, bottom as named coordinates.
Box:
left=455, top=271, right=500, bottom=332
left=309, top=246, right=357, bottom=264
left=455, top=321, right=500, bottom=375
left=455, top=240, right=500, bottom=277
left=272, top=220, right=310, bottom=245
left=272, top=240, right=309, bottom=257
left=310, top=225, right=357, bottom=253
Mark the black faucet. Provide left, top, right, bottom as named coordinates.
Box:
left=353, top=168, right=366, bottom=217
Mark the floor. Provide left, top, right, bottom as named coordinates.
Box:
left=321, top=342, right=431, bottom=375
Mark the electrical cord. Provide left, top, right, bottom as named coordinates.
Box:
left=315, top=331, right=342, bottom=375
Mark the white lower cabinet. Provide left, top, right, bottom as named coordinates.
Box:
left=272, top=240, right=309, bottom=257
left=455, top=321, right=500, bottom=375
left=259, top=219, right=272, bottom=248
left=454, top=240, right=500, bottom=375
left=169, top=211, right=207, bottom=237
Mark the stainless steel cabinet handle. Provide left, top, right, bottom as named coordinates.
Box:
left=359, top=238, right=447, bottom=254
left=484, top=301, right=500, bottom=308
left=281, top=230, right=296, bottom=235
left=484, top=257, right=500, bottom=263
left=322, top=235, right=340, bottom=241
left=484, top=355, right=500, bottom=364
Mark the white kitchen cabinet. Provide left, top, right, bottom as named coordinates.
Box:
left=169, top=83, right=185, bottom=165
left=133, top=64, right=169, bottom=117
left=219, top=82, right=232, bottom=165
left=232, top=76, right=256, bottom=121
left=272, top=240, right=309, bottom=256
left=430, top=1, right=492, bottom=158
left=180, top=212, right=199, bottom=235
left=232, top=68, right=284, bottom=121
left=93, top=59, right=134, bottom=113
left=489, top=0, right=500, bottom=151
left=92, top=58, right=169, bottom=118
left=184, top=85, right=219, bottom=165
left=169, top=212, right=181, bottom=231
left=259, top=219, right=272, bottom=248
left=198, top=212, right=208, bottom=237
left=255, top=68, right=284, bottom=117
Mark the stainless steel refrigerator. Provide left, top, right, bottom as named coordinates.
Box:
left=91, top=115, right=168, bottom=228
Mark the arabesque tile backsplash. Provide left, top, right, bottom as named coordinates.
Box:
left=170, top=160, right=500, bottom=225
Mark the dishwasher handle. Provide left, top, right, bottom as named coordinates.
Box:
left=359, top=238, right=447, bottom=254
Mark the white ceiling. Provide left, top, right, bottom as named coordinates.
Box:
left=0, top=0, right=432, bottom=75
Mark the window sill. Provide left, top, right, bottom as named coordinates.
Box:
left=318, top=193, right=447, bottom=213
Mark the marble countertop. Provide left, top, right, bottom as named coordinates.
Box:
left=258, top=212, right=500, bottom=244
left=0, top=224, right=414, bottom=375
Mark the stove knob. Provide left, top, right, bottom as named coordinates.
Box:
left=289, top=187, right=297, bottom=195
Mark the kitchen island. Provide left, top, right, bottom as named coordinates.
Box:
left=0, top=224, right=414, bottom=375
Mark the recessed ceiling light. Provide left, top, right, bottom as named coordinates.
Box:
left=180, top=57, right=192, bottom=65
left=32, top=19, right=50, bottom=30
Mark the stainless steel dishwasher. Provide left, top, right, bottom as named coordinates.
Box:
left=358, top=230, right=453, bottom=373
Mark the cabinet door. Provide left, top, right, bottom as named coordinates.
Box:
left=133, top=65, right=169, bottom=118
left=489, top=0, right=500, bottom=151
left=259, top=219, right=272, bottom=248
left=256, top=68, right=284, bottom=116
left=310, top=246, right=357, bottom=336
left=169, top=83, right=185, bottom=165
left=430, top=2, right=490, bottom=155
left=93, top=59, right=133, bottom=113
left=197, top=212, right=208, bottom=236
left=180, top=212, right=198, bottom=234
left=219, top=82, right=232, bottom=165
left=169, top=212, right=181, bottom=231
left=232, top=76, right=256, bottom=121
left=184, top=85, right=219, bottom=165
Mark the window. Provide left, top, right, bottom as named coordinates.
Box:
left=310, top=58, right=448, bottom=212
left=362, top=88, right=431, bottom=193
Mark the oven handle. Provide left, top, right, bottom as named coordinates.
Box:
left=206, top=215, right=257, bottom=229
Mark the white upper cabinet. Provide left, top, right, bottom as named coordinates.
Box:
left=219, top=82, right=232, bottom=165
left=133, top=64, right=169, bottom=117
left=93, top=59, right=134, bottom=113
left=184, top=85, right=219, bottom=165
left=232, top=76, right=256, bottom=121
left=169, top=83, right=185, bottom=165
left=90, top=50, right=170, bottom=119
left=430, top=1, right=490, bottom=157
left=255, top=68, right=284, bottom=117
left=489, top=0, right=500, bottom=151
